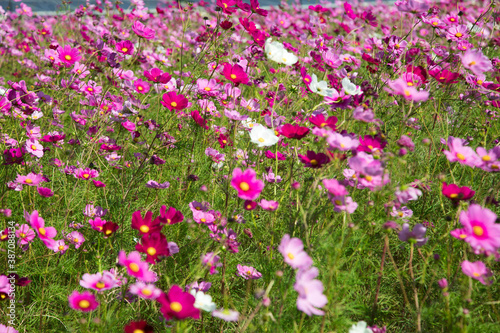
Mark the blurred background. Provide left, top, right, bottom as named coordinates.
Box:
left=0, top=0, right=328, bottom=12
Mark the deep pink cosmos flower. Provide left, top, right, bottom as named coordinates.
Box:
left=322, top=179, right=349, bottom=196
left=344, top=2, right=356, bottom=19
left=457, top=204, right=500, bottom=254
left=158, top=206, right=184, bottom=225
left=294, top=267, right=328, bottom=316
left=443, top=136, right=480, bottom=168
left=157, top=285, right=200, bottom=320
left=135, top=232, right=170, bottom=264
left=461, top=260, right=493, bottom=285
left=37, top=187, right=54, bottom=197
left=298, top=150, right=330, bottom=168
left=131, top=210, right=162, bottom=235
left=118, top=251, right=158, bottom=282
left=308, top=114, right=337, bottom=130
left=74, top=168, right=99, bottom=180
left=236, top=264, right=262, bottom=280
left=15, top=224, right=35, bottom=245
left=67, top=231, right=85, bottom=249
left=429, top=69, right=461, bottom=84
left=216, top=0, right=237, bottom=14
left=132, top=21, right=155, bottom=39
left=358, top=135, right=387, bottom=153
left=279, top=124, right=310, bottom=139
left=278, top=234, right=312, bottom=270
left=116, top=40, right=134, bottom=55
left=27, top=210, right=57, bottom=247
left=134, top=79, right=150, bottom=94
left=58, top=45, right=81, bottom=66
left=144, top=68, right=172, bottom=83
left=442, top=182, right=475, bottom=202
left=68, top=290, right=99, bottom=312
left=222, top=63, right=249, bottom=85
left=230, top=168, right=264, bottom=200
left=161, top=91, right=188, bottom=111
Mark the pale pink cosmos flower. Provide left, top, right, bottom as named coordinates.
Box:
left=25, top=138, right=43, bottom=158
left=129, top=281, right=162, bottom=300
left=443, top=136, right=480, bottom=167
left=278, top=234, right=312, bottom=270
left=476, top=146, right=500, bottom=172
left=68, top=290, right=99, bottom=312
left=294, top=267, right=328, bottom=316
left=395, top=185, right=423, bottom=203
left=322, top=179, right=349, bottom=196
left=236, top=264, right=262, bottom=280
left=331, top=196, right=358, bottom=213
left=51, top=240, right=69, bottom=254
left=230, top=168, right=264, bottom=201
left=385, top=78, right=429, bottom=102
left=327, top=132, right=359, bottom=151
left=201, top=252, right=223, bottom=275
left=461, top=260, right=493, bottom=285
left=67, top=231, right=85, bottom=249
left=193, top=210, right=215, bottom=224
left=258, top=199, right=279, bottom=211
left=118, top=250, right=158, bottom=282
left=15, top=224, right=35, bottom=245
left=80, top=272, right=119, bottom=291
left=16, top=173, right=43, bottom=186
left=460, top=49, right=493, bottom=76
left=0, top=324, right=18, bottom=333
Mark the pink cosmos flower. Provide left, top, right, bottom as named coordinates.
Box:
left=395, top=185, right=422, bottom=203
left=68, top=290, right=99, bottom=312
left=37, top=187, right=53, bottom=197
left=278, top=234, right=312, bottom=270
left=116, top=40, right=134, bottom=55
left=331, top=196, right=358, bottom=213
left=58, top=45, right=81, bottom=66
left=230, top=168, right=264, bottom=200
left=74, top=168, right=99, bottom=180
left=27, top=210, right=57, bottom=247
left=461, top=260, right=493, bottom=285
left=385, top=78, right=429, bottom=102
left=130, top=281, right=162, bottom=300
left=201, top=252, right=223, bottom=275
left=157, top=285, right=200, bottom=320
left=327, top=132, right=359, bottom=151
left=144, top=68, right=171, bottom=83
left=71, top=62, right=90, bottom=78
left=193, top=210, right=215, bottom=224
left=460, top=49, right=493, bottom=76
left=25, top=138, right=43, bottom=158
left=80, top=272, right=119, bottom=291
left=476, top=147, right=500, bottom=172
left=443, top=136, right=480, bottom=167
left=134, top=79, right=150, bottom=94
left=51, top=240, right=69, bottom=254
left=15, top=224, right=35, bottom=245
left=118, top=250, right=158, bottom=282
left=132, top=21, right=155, bottom=39
left=294, top=267, right=328, bottom=316
left=236, top=264, right=262, bottom=280
left=67, top=231, right=85, bottom=249
left=122, top=120, right=136, bottom=132
left=446, top=25, right=469, bottom=41
left=258, top=199, right=279, bottom=211
left=161, top=91, right=188, bottom=111
left=89, top=217, right=106, bottom=232
left=322, top=179, right=349, bottom=196
left=0, top=324, right=18, bottom=333
left=222, top=63, right=249, bottom=85
left=457, top=204, right=500, bottom=254
left=158, top=206, right=184, bottom=225
left=16, top=173, right=43, bottom=186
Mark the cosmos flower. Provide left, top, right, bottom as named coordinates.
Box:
left=249, top=124, right=279, bottom=147
left=230, top=168, right=264, bottom=200
left=294, top=267, right=328, bottom=316
left=278, top=234, right=312, bottom=270
left=118, top=251, right=158, bottom=282
left=461, top=260, right=493, bottom=285
left=236, top=264, right=262, bottom=280
left=68, top=290, right=99, bottom=312
left=157, top=285, right=200, bottom=320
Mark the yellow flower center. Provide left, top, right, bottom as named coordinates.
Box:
left=25, top=178, right=33, bottom=184
left=121, top=47, right=128, bottom=52
left=79, top=300, right=90, bottom=309
left=404, top=90, right=411, bottom=97
left=365, top=175, right=373, bottom=182
left=142, top=288, right=152, bottom=296
left=239, top=182, right=250, bottom=191
left=455, top=32, right=463, bottom=38
left=31, top=144, right=37, bottom=150
left=138, top=86, right=143, bottom=91
left=20, top=233, right=26, bottom=238
left=171, top=101, right=177, bottom=107
left=133, top=330, right=145, bottom=333
left=482, top=155, right=491, bottom=161
left=230, top=74, right=237, bottom=79
left=310, top=159, right=318, bottom=166
left=58, top=245, right=65, bottom=251
left=469, top=61, right=476, bottom=66
left=201, top=218, right=206, bottom=223
left=105, top=230, right=112, bottom=235
left=450, top=193, right=458, bottom=198
left=147, top=247, right=156, bottom=256
left=65, top=55, right=72, bottom=61
left=473, top=226, right=484, bottom=237
left=407, top=82, right=413, bottom=87
left=459, top=234, right=467, bottom=239
left=170, top=301, right=182, bottom=312
left=129, top=263, right=140, bottom=272
left=96, top=282, right=105, bottom=289
left=287, top=253, right=294, bottom=259
left=140, top=225, right=150, bottom=233
left=204, top=87, right=211, bottom=91
left=83, top=174, right=90, bottom=179
left=258, top=138, right=265, bottom=143
left=38, top=227, right=46, bottom=236
left=456, top=153, right=465, bottom=161
left=473, top=272, right=480, bottom=277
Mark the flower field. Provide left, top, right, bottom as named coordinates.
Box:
left=0, top=0, right=499, bottom=332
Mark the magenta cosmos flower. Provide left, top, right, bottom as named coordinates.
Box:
left=118, top=251, right=158, bottom=282
left=456, top=204, right=500, bottom=254
left=68, top=290, right=99, bottom=312
left=144, top=68, right=171, bottom=84
left=294, top=267, right=328, bottom=316
left=278, top=234, right=313, bottom=270
left=15, top=224, right=35, bottom=245
left=161, top=91, right=188, bottom=111
left=222, top=63, right=249, bottom=85
left=236, top=264, right=262, bottom=280
left=132, top=21, right=155, bottom=39
left=37, top=187, right=53, bottom=197
left=442, top=182, right=475, bottom=202
left=157, top=285, right=200, bottom=320
left=116, top=40, right=134, bottom=55
left=230, top=168, right=264, bottom=200
left=58, top=45, right=81, bottom=66
left=27, top=210, right=57, bottom=246
left=461, top=260, right=493, bottom=285
left=443, top=136, right=480, bottom=167
left=134, top=79, right=150, bottom=94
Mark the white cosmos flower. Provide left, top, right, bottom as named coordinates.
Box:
left=310, top=74, right=338, bottom=97
left=341, top=77, right=363, bottom=95
left=349, top=321, right=373, bottom=333
left=190, top=290, right=216, bottom=312
left=249, top=124, right=279, bottom=147
left=265, top=38, right=298, bottom=66
left=241, top=117, right=257, bottom=129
